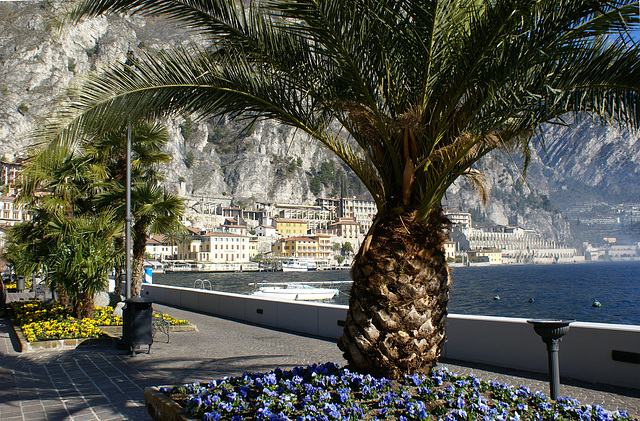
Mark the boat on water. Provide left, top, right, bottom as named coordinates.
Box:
left=251, top=282, right=339, bottom=301
left=281, top=260, right=317, bottom=272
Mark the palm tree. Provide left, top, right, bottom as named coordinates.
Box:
left=50, top=0, right=639, bottom=378
left=47, top=209, right=124, bottom=318
left=99, top=181, right=186, bottom=296
left=22, top=121, right=185, bottom=299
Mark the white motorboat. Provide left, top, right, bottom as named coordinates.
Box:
left=251, top=283, right=339, bottom=301
left=281, top=260, right=317, bottom=272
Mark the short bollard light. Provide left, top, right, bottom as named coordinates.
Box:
left=527, top=319, right=574, bottom=400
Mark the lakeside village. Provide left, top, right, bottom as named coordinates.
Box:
left=0, top=158, right=639, bottom=273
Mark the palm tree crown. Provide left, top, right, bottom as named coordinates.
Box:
left=55, top=0, right=640, bottom=223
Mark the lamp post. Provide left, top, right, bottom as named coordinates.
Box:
left=125, top=121, right=132, bottom=299
left=527, top=319, right=574, bottom=400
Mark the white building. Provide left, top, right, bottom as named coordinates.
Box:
left=444, top=241, right=456, bottom=261
left=0, top=195, right=30, bottom=226
left=255, top=225, right=277, bottom=237
left=443, top=210, right=472, bottom=228
left=145, top=235, right=177, bottom=261
left=341, top=197, right=377, bottom=234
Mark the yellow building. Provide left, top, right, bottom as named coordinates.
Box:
left=271, top=235, right=331, bottom=260
left=467, top=248, right=503, bottom=264
left=273, top=218, right=308, bottom=237
left=444, top=241, right=456, bottom=261
left=176, top=229, right=251, bottom=263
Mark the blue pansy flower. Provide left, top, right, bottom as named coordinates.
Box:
left=203, top=412, right=222, bottom=421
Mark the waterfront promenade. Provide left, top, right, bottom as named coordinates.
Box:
left=1, top=292, right=639, bottom=420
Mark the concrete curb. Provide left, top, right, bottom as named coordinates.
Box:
left=11, top=322, right=117, bottom=352
left=10, top=321, right=198, bottom=353
left=145, top=387, right=197, bottom=421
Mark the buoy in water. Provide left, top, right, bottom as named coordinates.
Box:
left=592, top=300, right=601, bottom=308
left=528, top=298, right=535, bottom=303
left=493, top=295, right=500, bottom=300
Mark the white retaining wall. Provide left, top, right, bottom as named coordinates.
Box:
left=142, top=284, right=640, bottom=389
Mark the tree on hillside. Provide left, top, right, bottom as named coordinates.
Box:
left=20, top=121, right=185, bottom=299
left=49, top=0, right=640, bottom=378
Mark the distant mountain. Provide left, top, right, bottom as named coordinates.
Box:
left=2, top=1, right=639, bottom=247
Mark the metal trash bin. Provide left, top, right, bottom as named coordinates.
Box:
left=121, top=297, right=153, bottom=356
left=16, top=277, right=25, bottom=292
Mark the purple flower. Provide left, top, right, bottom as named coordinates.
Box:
left=263, top=387, right=278, bottom=397
left=418, top=387, right=432, bottom=395
left=322, top=403, right=340, bottom=419
left=337, top=388, right=350, bottom=403
left=455, top=379, right=470, bottom=387
left=411, top=373, right=424, bottom=386
left=257, top=407, right=272, bottom=419
left=447, top=408, right=467, bottom=420
left=264, top=373, right=278, bottom=385
left=204, top=412, right=222, bottom=421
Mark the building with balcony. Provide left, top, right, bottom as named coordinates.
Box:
left=176, top=229, right=251, bottom=263
left=0, top=159, right=24, bottom=187
left=271, top=234, right=332, bottom=261
left=0, top=195, right=30, bottom=226
left=340, top=197, right=377, bottom=234
left=443, top=210, right=472, bottom=228
left=327, top=217, right=360, bottom=240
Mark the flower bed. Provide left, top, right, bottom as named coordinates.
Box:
left=4, top=279, right=32, bottom=292
left=159, top=363, right=634, bottom=421
left=9, top=300, right=189, bottom=342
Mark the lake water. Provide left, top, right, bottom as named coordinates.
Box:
left=152, top=260, right=640, bottom=326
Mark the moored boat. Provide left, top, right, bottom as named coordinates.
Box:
left=251, top=282, right=339, bottom=301
left=281, top=260, right=317, bottom=272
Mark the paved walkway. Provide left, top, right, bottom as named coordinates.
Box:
left=1, top=294, right=639, bottom=420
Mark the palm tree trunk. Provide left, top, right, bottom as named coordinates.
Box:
left=131, top=220, right=148, bottom=297
left=77, top=292, right=95, bottom=319
left=338, top=208, right=451, bottom=379
left=113, top=236, right=124, bottom=296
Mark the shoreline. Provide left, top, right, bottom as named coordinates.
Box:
left=449, top=256, right=640, bottom=268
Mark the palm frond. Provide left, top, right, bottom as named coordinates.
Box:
left=45, top=0, right=640, bottom=222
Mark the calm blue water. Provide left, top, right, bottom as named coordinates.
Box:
left=152, top=260, right=640, bottom=326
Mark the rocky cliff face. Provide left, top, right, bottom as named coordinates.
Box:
left=2, top=2, right=639, bottom=245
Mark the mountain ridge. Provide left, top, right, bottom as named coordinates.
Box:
left=1, top=1, right=639, bottom=247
